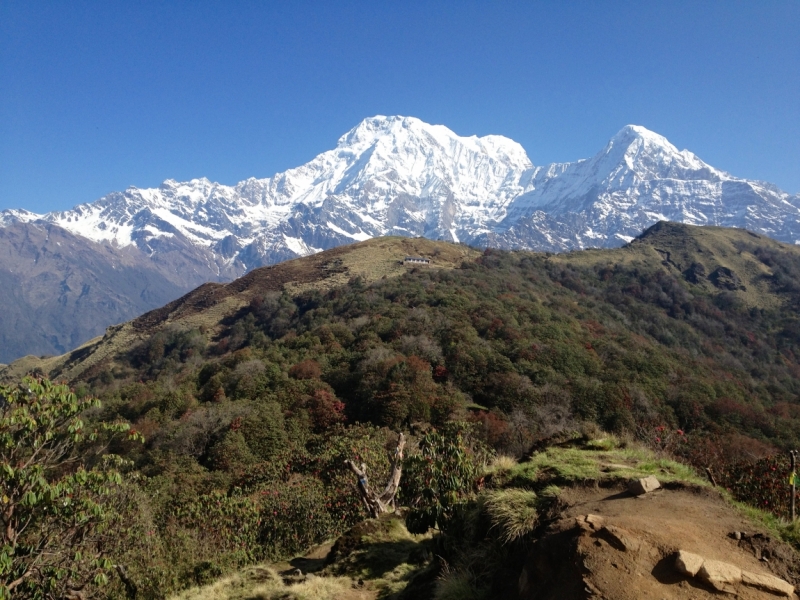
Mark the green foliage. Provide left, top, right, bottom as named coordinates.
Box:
left=256, top=478, right=336, bottom=559
left=239, top=401, right=288, bottom=462
left=402, top=423, right=491, bottom=534
left=718, top=454, right=794, bottom=517
left=86, top=425, right=394, bottom=598
left=130, top=326, right=206, bottom=377
left=63, top=236, right=800, bottom=593
left=171, top=490, right=260, bottom=564
left=0, top=377, right=139, bottom=600
left=101, top=243, right=800, bottom=465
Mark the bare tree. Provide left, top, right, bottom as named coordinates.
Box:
left=344, top=433, right=406, bottom=518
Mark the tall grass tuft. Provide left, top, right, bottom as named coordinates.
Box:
left=434, top=569, right=487, bottom=600
left=483, top=488, right=540, bottom=544
left=270, top=575, right=356, bottom=600
left=487, top=454, right=517, bottom=473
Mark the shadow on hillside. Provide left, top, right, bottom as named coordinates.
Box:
left=330, top=538, right=426, bottom=580
left=288, top=555, right=326, bottom=574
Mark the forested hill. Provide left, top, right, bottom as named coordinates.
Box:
left=8, top=221, right=800, bottom=454
left=10, top=222, right=800, bottom=596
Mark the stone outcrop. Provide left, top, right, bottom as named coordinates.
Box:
left=741, top=570, right=797, bottom=597
left=674, top=551, right=795, bottom=597
left=576, top=514, right=605, bottom=531
left=675, top=550, right=704, bottom=577
left=601, top=525, right=642, bottom=553
left=698, top=559, right=742, bottom=592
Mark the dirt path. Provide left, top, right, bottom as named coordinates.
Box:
left=520, top=482, right=799, bottom=599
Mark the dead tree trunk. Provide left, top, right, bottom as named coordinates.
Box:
left=344, top=433, right=406, bottom=519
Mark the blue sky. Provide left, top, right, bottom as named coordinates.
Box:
left=1, top=1, right=798, bottom=213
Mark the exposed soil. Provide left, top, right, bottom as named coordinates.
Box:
left=520, top=482, right=800, bottom=599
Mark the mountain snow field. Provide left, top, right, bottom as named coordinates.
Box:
left=3, top=115, right=800, bottom=271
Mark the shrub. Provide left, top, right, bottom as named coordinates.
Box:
left=257, top=478, right=337, bottom=559
left=718, top=454, right=795, bottom=517
left=403, top=423, right=491, bottom=534
left=289, top=359, right=322, bottom=380
left=0, top=377, right=140, bottom=600
left=241, top=400, right=288, bottom=461
left=306, top=389, right=346, bottom=432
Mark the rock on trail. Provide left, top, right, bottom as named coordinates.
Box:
left=518, top=482, right=799, bottom=599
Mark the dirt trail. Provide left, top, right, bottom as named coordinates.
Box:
left=521, top=483, right=799, bottom=599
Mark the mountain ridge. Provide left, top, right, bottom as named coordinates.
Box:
left=2, top=116, right=800, bottom=361
left=5, top=116, right=799, bottom=265
left=4, top=221, right=798, bottom=387
left=0, top=235, right=479, bottom=382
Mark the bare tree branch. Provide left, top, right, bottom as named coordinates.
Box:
left=344, top=433, right=405, bottom=519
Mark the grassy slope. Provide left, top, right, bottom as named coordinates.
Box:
left=0, top=236, right=478, bottom=384
left=556, top=222, right=795, bottom=307
left=170, top=433, right=799, bottom=600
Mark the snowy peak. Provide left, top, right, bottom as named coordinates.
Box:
left=336, top=114, right=410, bottom=147
left=600, top=124, right=721, bottom=181
left=0, top=208, right=40, bottom=226
left=0, top=116, right=537, bottom=267
left=260, top=115, right=534, bottom=243
left=609, top=124, right=674, bottom=148
left=504, top=124, right=732, bottom=218
left=337, top=115, right=530, bottom=167
left=2, top=116, right=799, bottom=271
left=497, top=124, right=800, bottom=252
left=328, top=115, right=533, bottom=202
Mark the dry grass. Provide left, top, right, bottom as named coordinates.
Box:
left=260, top=575, right=359, bottom=600
left=485, top=454, right=517, bottom=475
left=482, top=489, right=540, bottom=544
left=169, top=566, right=279, bottom=600
left=170, top=566, right=360, bottom=600
left=434, top=569, right=486, bottom=600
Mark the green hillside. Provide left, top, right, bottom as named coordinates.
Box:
left=7, top=223, right=800, bottom=598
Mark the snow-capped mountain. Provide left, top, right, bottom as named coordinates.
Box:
left=0, top=116, right=534, bottom=274
left=3, top=117, right=798, bottom=268
left=2, top=115, right=800, bottom=362
left=3, top=116, right=798, bottom=267
left=489, top=125, right=800, bottom=251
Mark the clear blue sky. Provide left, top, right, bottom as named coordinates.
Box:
left=1, top=1, right=798, bottom=213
